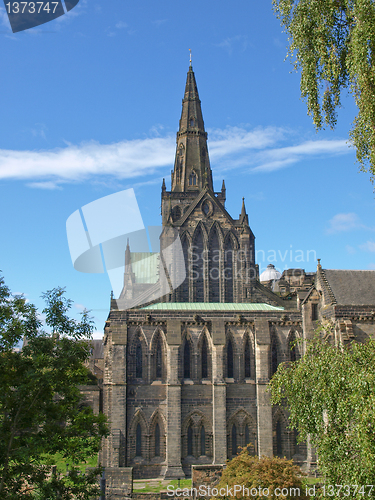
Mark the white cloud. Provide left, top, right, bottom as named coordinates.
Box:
left=0, top=6, right=9, bottom=28
left=74, top=303, right=87, bottom=311
left=0, top=137, right=175, bottom=185
left=359, top=241, right=375, bottom=252
left=346, top=245, right=356, bottom=254
left=107, top=20, right=134, bottom=36
left=253, top=139, right=349, bottom=173
left=209, top=126, right=285, bottom=158
left=0, top=126, right=353, bottom=188
left=252, top=158, right=297, bottom=173
left=115, top=21, right=128, bottom=29
left=326, top=213, right=375, bottom=234
left=27, top=181, right=63, bottom=190
left=216, top=35, right=248, bottom=55
left=326, top=213, right=363, bottom=234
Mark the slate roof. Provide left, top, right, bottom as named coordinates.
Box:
left=90, top=339, right=104, bottom=359
left=141, top=303, right=284, bottom=311
left=322, top=269, right=375, bottom=306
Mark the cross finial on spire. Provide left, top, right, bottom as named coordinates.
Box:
left=189, top=48, right=192, bottom=67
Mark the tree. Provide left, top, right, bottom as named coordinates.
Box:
left=269, top=329, right=375, bottom=492
left=0, top=275, right=108, bottom=499
left=211, top=448, right=307, bottom=500
left=272, top=0, right=375, bottom=183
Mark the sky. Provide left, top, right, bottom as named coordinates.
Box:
left=1, top=0, right=374, bottom=338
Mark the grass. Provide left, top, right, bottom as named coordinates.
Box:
left=133, top=478, right=192, bottom=493
left=41, top=452, right=98, bottom=474
left=304, top=477, right=320, bottom=485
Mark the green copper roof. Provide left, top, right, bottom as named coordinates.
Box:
left=140, top=303, right=284, bottom=311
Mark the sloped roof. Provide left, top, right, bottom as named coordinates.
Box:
left=140, top=303, right=284, bottom=311
left=90, top=339, right=104, bottom=359
left=322, top=269, right=375, bottom=306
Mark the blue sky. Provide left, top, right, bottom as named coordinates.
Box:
left=1, top=0, right=374, bottom=336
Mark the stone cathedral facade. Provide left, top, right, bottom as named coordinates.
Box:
left=100, top=65, right=375, bottom=480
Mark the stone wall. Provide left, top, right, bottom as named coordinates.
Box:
left=105, top=467, right=133, bottom=499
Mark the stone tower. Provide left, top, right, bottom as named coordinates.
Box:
left=160, top=65, right=267, bottom=306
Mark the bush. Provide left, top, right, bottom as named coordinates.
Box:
left=212, top=448, right=308, bottom=500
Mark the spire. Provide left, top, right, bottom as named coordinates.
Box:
left=171, top=65, right=213, bottom=192
left=123, top=238, right=135, bottom=290
left=239, top=197, right=249, bottom=225
left=125, top=238, right=131, bottom=269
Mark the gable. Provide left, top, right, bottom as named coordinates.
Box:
left=176, top=188, right=235, bottom=228
left=323, top=269, right=375, bottom=306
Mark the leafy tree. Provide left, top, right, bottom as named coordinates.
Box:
left=272, top=0, right=375, bottom=183
left=211, top=448, right=308, bottom=500
left=269, top=329, right=375, bottom=493
left=0, top=275, right=108, bottom=499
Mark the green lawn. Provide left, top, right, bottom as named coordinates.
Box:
left=133, top=478, right=192, bottom=493
left=41, top=452, right=98, bottom=474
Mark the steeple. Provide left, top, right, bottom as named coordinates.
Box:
left=171, top=65, right=213, bottom=192
left=125, top=238, right=131, bottom=270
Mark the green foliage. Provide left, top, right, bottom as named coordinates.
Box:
left=273, top=0, right=375, bottom=183
left=212, top=449, right=307, bottom=500
left=269, top=330, right=375, bottom=494
left=0, top=275, right=108, bottom=499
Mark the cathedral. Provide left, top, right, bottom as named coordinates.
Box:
left=99, top=63, right=375, bottom=483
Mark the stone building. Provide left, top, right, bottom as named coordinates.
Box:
left=101, top=64, right=375, bottom=480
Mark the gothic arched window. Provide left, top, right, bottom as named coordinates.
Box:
left=136, top=341, right=142, bottom=378
left=289, top=333, right=296, bottom=362
left=156, top=339, right=162, bottom=379
left=227, top=340, right=234, bottom=378
left=244, top=338, right=251, bottom=378
left=184, top=341, right=191, bottom=379
left=200, top=426, right=206, bottom=456
left=189, top=171, right=197, bottom=186
left=192, top=228, right=204, bottom=302
left=224, top=238, right=234, bottom=302
left=276, top=420, right=282, bottom=457
left=209, top=229, right=220, bottom=302
left=136, top=423, right=142, bottom=456
left=271, top=336, right=278, bottom=376
left=187, top=426, right=193, bottom=456
left=179, top=237, right=189, bottom=302
left=202, top=337, right=208, bottom=379
left=232, top=424, right=237, bottom=456
left=155, top=423, right=160, bottom=457
left=245, top=424, right=250, bottom=446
